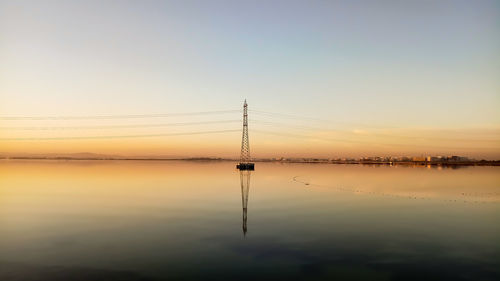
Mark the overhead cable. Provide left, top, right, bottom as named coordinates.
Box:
left=0, top=120, right=241, bottom=130
left=0, top=129, right=240, bottom=141
left=0, top=110, right=240, bottom=120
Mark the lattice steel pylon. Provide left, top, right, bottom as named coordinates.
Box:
left=240, top=100, right=250, bottom=162
left=240, top=170, right=251, bottom=236
left=237, top=100, right=254, bottom=170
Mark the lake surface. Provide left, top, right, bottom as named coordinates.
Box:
left=1, top=160, right=499, bottom=281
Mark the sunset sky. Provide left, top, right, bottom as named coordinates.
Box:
left=1, top=0, right=499, bottom=159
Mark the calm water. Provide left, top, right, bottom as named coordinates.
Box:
left=1, top=160, right=499, bottom=281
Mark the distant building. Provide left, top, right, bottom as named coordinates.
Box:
left=448, top=156, right=469, bottom=162
left=430, top=156, right=444, bottom=162
left=412, top=157, right=426, bottom=162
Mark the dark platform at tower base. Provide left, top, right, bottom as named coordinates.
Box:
left=237, top=163, right=255, bottom=170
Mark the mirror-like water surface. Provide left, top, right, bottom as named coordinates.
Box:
left=1, top=160, right=499, bottom=280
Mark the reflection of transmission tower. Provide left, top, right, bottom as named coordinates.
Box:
left=237, top=100, right=255, bottom=170
left=240, top=170, right=251, bottom=236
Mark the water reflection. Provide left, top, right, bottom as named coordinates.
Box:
left=240, top=170, right=251, bottom=236
left=0, top=161, right=499, bottom=281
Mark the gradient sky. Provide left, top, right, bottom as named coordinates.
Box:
left=1, top=0, right=499, bottom=158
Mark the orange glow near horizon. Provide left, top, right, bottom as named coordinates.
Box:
left=1, top=125, right=499, bottom=159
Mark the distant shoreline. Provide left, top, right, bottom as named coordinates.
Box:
left=1, top=157, right=499, bottom=166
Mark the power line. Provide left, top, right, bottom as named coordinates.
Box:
left=0, top=129, right=240, bottom=141
left=250, top=109, right=400, bottom=129
left=253, top=129, right=369, bottom=145
left=252, top=129, right=487, bottom=150
left=251, top=119, right=339, bottom=132
left=0, top=120, right=241, bottom=130
left=250, top=109, right=331, bottom=123
left=0, top=110, right=240, bottom=120
left=251, top=120, right=500, bottom=143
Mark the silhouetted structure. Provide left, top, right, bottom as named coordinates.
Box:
left=237, top=100, right=254, bottom=170
left=240, top=170, right=251, bottom=236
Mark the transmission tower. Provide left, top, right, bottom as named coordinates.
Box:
left=237, top=100, right=255, bottom=170
left=240, top=170, right=251, bottom=236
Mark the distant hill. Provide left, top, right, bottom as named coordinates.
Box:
left=0, top=152, right=122, bottom=159
left=0, top=152, right=190, bottom=160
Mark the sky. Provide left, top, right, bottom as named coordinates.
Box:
left=0, top=0, right=499, bottom=159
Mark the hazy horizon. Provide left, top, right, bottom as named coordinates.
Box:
left=1, top=150, right=499, bottom=161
